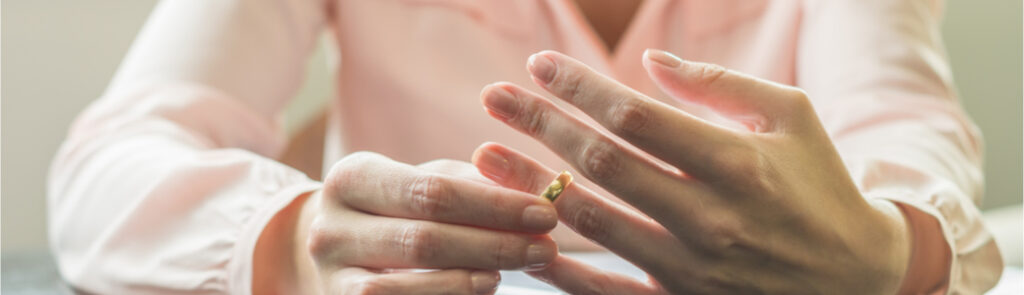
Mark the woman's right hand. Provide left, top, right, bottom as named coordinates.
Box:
left=296, top=152, right=560, bottom=295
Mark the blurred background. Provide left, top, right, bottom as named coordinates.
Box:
left=2, top=0, right=1022, bottom=266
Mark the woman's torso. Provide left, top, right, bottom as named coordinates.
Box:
left=322, top=0, right=801, bottom=182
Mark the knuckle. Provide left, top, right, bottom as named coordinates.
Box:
left=522, top=173, right=545, bottom=195
left=701, top=219, right=741, bottom=251
left=337, top=151, right=381, bottom=170
left=406, top=174, right=454, bottom=216
left=706, top=145, right=762, bottom=183
left=491, top=234, right=520, bottom=269
left=327, top=152, right=378, bottom=194
left=609, top=99, right=650, bottom=135
left=306, top=217, right=339, bottom=261
left=727, top=153, right=760, bottom=182
left=785, top=88, right=814, bottom=115
left=565, top=202, right=611, bottom=244
left=399, top=223, right=439, bottom=264
left=558, top=70, right=589, bottom=103
left=747, top=152, right=776, bottom=194
left=579, top=141, right=620, bottom=183
left=518, top=100, right=550, bottom=137
left=729, top=148, right=774, bottom=193
left=692, top=64, right=728, bottom=90
left=691, top=270, right=736, bottom=295
left=325, top=171, right=357, bottom=202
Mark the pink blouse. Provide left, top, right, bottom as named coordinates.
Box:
left=48, top=0, right=1002, bottom=294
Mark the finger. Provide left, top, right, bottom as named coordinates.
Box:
left=472, top=142, right=684, bottom=275
left=641, top=48, right=815, bottom=132
left=331, top=267, right=500, bottom=295
left=525, top=50, right=744, bottom=179
left=527, top=255, right=661, bottom=295
left=417, top=159, right=495, bottom=185
left=326, top=152, right=558, bottom=233
left=317, top=212, right=557, bottom=270
left=479, top=82, right=713, bottom=232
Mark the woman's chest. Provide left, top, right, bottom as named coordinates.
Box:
left=322, top=0, right=804, bottom=163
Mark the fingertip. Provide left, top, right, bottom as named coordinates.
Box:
left=471, top=142, right=511, bottom=182
left=532, top=49, right=562, bottom=59
left=474, top=142, right=517, bottom=162
left=480, top=82, right=520, bottom=121
left=524, top=237, right=559, bottom=271
left=527, top=53, right=557, bottom=84
left=643, top=48, right=682, bottom=68
left=471, top=142, right=505, bottom=165
left=471, top=142, right=492, bottom=164
left=479, top=82, right=518, bottom=102
left=523, top=254, right=570, bottom=283
left=470, top=270, right=500, bottom=295
left=474, top=141, right=503, bottom=153
left=522, top=204, right=559, bottom=232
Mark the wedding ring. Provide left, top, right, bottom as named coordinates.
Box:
left=540, top=171, right=573, bottom=202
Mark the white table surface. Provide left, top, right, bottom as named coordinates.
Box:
left=498, top=252, right=1024, bottom=295
left=2, top=250, right=1019, bottom=294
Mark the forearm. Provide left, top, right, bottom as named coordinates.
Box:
left=48, top=83, right=324, bottom=293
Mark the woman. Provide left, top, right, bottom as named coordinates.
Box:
left=48, top=0, right=1002, bottom=294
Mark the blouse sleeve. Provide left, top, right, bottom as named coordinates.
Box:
left=47, top=0, right=330, bottom=293
left=796, top=0, right=1003, bottom=293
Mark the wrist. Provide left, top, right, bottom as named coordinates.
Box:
left=867, top=199, right=952, bottom=295
left=293, top=190, right=324, bottom=295
left=891, top=202, right=952, bottom=294
left=253, top=190, right=319, bottom=295
left=866, top=199, right=913, bottom=294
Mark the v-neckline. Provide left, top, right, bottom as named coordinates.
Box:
left=559, top=0, right=659, bottom=68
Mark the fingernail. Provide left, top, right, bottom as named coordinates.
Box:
left=470, top=271, right=500, bottom=295
left=522, top=205, right=558, bottom=231
left=482, top=85, right=519, bottom=121
left=475, top=147, right=510, bottom=181
left=527, top=53, right=556, bottom=84
left=524, top=240, right=557, bottom=270
left=646, top=49, right=682, bottom=68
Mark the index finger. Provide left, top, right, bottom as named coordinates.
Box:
left=526, top=50, right=743, bottom=180
left=326, top=152, right=558, bottom=234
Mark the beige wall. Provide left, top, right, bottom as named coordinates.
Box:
left=2, top=0, right=1021, bottom=252
left=944, top=0, right=1023, bottom=209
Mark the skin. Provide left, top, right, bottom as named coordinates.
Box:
left=254, top=2, right=650, bottom=293
left=470, top=49, right=951, bottom=294
left=253, top=1, right=951, bottom=293
left=257, top=155, right=561, bottom=295
left=574, top=0, right=643, bottom=52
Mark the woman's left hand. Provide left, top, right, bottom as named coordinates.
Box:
left=472, top=50, right=913, bottom=294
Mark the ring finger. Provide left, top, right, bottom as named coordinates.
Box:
left=480, top=82, right=711, bottom=233
left=472, top=142, right=685, bottom=275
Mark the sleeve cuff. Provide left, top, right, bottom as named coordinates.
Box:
left=865, top=190, right=957, bottom=295
left=228, top=180, right=323, bottom=295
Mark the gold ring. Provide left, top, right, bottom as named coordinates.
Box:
left=540, top=171, right=573, bottom=202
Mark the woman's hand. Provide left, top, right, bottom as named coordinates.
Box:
left=294, top=152, right=560, bottom=294
left=472, top=50, right=914, bottom=294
